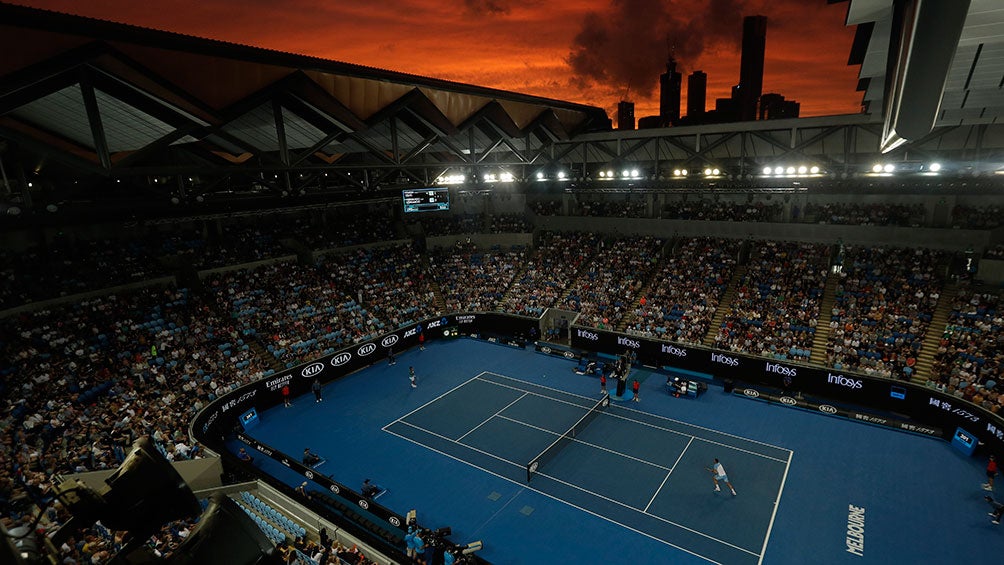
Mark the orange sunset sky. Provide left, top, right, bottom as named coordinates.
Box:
left=13, top=0, right=865, bottom=122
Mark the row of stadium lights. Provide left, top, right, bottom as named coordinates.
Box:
left=433, top=162, right=994, bottom=185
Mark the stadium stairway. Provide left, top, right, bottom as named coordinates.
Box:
left=910, top=281, right=958, bottom=384
left=809, top=274, right=840, bottom=365
left=703, top=266, right=747, bottom=347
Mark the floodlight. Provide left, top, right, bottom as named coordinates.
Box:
left=872, top=164, right=883, bottom=173
left=712, top=168, right=720, bottom=176
left=785, top=166, right=795, bottom=175
left=622, top=170, right=630, bottom=177
left=536, top=171, right=545, bottom=179
left=762, top=166, right=772, bottom=175
left=606, top=170, right=614, bottom=178
left=673, top=169, right=682, bottom=176
left=883, top=163, right=895, bottom=173
left=558, top=171, right=567, bottom=179
left=680, top=169, right=688, bottom=176
left=929, top=163, right=941, bottom=172
left=810, top=166, right=820, bottom=174
left=797, top=166, right=808, bottom=174
left=631, top=169, right=639, bottom=177
left=704, top=168, right=712, bottom=176
left=774, top=166, right=783, bottom=175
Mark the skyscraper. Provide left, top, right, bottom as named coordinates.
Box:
left=617, top=100, right=635, bottom=130
left=737, top=15, right=767, bottom=122
left=659, top=57, right=682, bottom=126
left=687, top=70, right=707, bottom=119
left=759, top=93, right=801, bottom=120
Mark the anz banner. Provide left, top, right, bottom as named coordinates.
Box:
left=568, top=323, right=1004, bottom=456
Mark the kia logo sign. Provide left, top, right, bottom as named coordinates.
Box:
left=358, top=499, right=370, bottom=510
left=301, top=363, right=324, bottom=378
left=381, top=335, right=399, bottom=348
left=305, top=471, right=314, bottom=479
left=357, top=343, right=377, bottom=356
left=779, top=396, right=797, bottom=405
left=563, top=351, right=575, bottom=359
left=389, top=517, right=401, bottom=527
left=330, top=352, right=352, bottom=367
left=819, top=404, right=838, bottom=414
left=541, top=346, right=552, bottom=354
left=329, top=484, right=340, bottom=494
left=743, top=389, right=760, bottom=398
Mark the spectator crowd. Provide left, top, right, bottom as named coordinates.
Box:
left=5, top=205, right=1004, bottom=563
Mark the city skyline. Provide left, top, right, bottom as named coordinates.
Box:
left=9, top=0, right=864, bottom=121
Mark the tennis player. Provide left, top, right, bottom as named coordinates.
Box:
left=708, top=458, right=737, bottom=496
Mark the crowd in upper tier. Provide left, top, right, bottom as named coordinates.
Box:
left=799, top=202, right=925, bottom=227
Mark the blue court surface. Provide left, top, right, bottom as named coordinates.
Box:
left=242, top=339, right=1004, bottom=564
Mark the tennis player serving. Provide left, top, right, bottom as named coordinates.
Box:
left=706, top=458, right=737, bottom=496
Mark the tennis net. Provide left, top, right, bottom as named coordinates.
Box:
left=526, top=392, right=610, bottom=482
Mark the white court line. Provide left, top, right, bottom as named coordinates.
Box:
left=395, top=419, right=525, bottom=469
left=381, top=425, right=723, bottom=565
left=496, top=414, right=673, bottom=471
left=382, top=371, right=490, bottom=429
left=536, top=468, right=760, bottom=557
left=395, top=416, right=756, bottom=558
left=483, top=370, right=792, bottom=455
left=482, top=375, right=788, bottom=464
left=645, top=436, right=694, bottom=513
left=457, top=392, right=528, bottom=442
left=478, top=375, right=608, bottom=413
left=758, top=450, right=794, bottom=565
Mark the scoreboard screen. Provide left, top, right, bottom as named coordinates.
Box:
left=403, top=188, right=450, bottom=213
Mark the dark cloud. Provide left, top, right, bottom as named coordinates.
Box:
left=567, top=0, right=754, bottom=98
left=464, top=0, right=513, bottom=16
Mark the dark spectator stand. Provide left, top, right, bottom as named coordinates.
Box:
left=193, top=312, right=1004, bottom=560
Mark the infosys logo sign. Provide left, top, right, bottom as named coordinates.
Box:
left=381, top=335, right=399, bottom=348
left=577, top=329, right=599, bottom=341
left=711, top=352, right=739, bottom=367
left=661, top=344, right=687, bottom=358
left=357, top=343, right=377, bottom=357
left=301, top=363, right=324, bottom=378
left=827, top=372, right=863, bottom=389
left=765, top=362, right=797, bottom=377
left=330, top=352, right=352, bottom=367
left=617, top=336, right=641, bottom=349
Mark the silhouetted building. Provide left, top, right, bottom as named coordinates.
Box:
left=659, top=57, right=682, bottom=125
left=759, top=93, right=800, bottom=120
left=687, top=71, right=707, bottom=119
left=637, top=115, right=664, bottom=129
left=737, top=15, right=767, bottom=122
left=617, top=100, right=635, bottom=130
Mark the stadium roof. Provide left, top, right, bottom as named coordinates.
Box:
left=0, top=2, right=609, bottom=189
left=842, top=0, right=1004, bottom=151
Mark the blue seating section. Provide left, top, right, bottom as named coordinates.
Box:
left=238, top=491, right=307, bottom=542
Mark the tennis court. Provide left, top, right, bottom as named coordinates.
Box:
left=383, top=371, right=793, bottom=565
